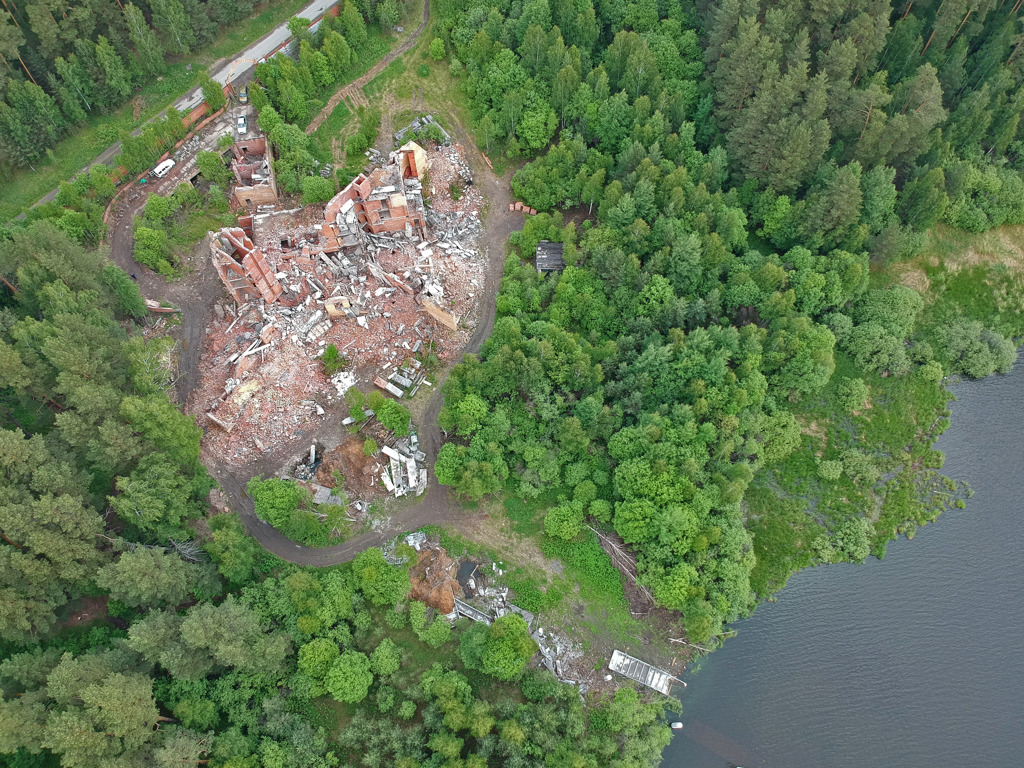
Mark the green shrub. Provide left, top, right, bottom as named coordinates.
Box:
left=418, top=615, right=452, bottom=648
left=818, top=459, right=843, bottom=481
left=384, top=604, right=408, bottom=629
left=321, top=343, right=348, bottom=375
left=417, top=64, right=430, bottom=78
left=429, top=38, right=445, bottom=61
left=302, top=175, right=336, bottom=205
left=409, top=600, right=427, bottom=631
left=369, top=638, right=401, bottom=676
left=376, top=684, right=396, bottom=713
left=133, top=226, right=174, bottom=275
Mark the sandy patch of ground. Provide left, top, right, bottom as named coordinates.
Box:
left=942, top=225, right=1024, bottom=273
left=896, top=267, right=930, bottom=294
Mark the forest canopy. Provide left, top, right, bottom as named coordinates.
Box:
left=433, top=0, right=1022, bottom=641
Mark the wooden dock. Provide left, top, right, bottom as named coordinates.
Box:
left=609, top=650, right=675, bottom=695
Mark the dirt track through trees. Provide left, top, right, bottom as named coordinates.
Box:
left=305, top=2, right=431, bottom=136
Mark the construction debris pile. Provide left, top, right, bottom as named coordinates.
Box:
left=399, top=534, right=591, bottom=691
left=408, top=545, right=460, bottom=614
left=373, top=356, right=428, bottom=398
left=472, top=583, right=587, bottom=687
left=426, top=144, right=482, bottom=217
left=191, top=142, right=485, bottom=465
left=393, top=114, right=452, bottom=146
left=378, top=427, right=427, bottom=498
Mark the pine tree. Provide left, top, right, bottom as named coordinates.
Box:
left=95, top=36, right=132, bottom=102
left=322, top=31, right=353, bottom=79
left=150, top=0, right=195, bottom=55
left=123, top=3, right=165, bottom=78
left=712, top=16, right=782, bottom=132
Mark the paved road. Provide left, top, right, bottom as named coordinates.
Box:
left=33, top=0, right=339, bottom=208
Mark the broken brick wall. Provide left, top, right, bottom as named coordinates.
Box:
left=233, top=184, right=279, bottom=208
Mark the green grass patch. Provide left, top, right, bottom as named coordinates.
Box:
left=420, top=525, right=494, bottom=561
left=541, top=532, right=627, bottom=608
left=310, top=100, right=352, bottom=163
left=363, top=58, right=407, bottom=99
left=503, top=488, right=560, bottom=536
left=745, top=487, right=821, bottom=597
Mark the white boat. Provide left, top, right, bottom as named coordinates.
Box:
left=671, top=722, right=684, bottom=730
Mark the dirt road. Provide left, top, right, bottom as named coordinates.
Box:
left=207, top=145, right=518, bottom=565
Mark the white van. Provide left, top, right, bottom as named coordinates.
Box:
left=153, top=159, right=175, bottom=178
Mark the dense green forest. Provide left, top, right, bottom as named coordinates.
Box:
left=2, top=0, right=1023, bottom=764
left=0, top=222, right=670, bottom=766
left=433, top=0, right=1023, bottom=641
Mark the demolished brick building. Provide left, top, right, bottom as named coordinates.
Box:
left=324, top=141, right=429, bottom=244
left=194, top=140, right=484, bottom=466
left=208, top=220, right=283, bottom=305
left=211, top=143, right=438, bottom=312
left=229, top=136, right=278, bottom=208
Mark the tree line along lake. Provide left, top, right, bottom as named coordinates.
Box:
left=663, top=362, right=1024, bottom=768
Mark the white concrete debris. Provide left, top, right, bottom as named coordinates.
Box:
left=379, top=426, right=427, bottom=498
left=405, top=531, right=428, bottom=550
left=331, top=371, right=357, bottom=396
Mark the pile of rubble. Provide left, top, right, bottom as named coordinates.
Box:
left=398, top=534, right=591, bottom=691
left=190, top=142, right=485, bottom=465
left=407, top=545, right=460, bottom=613
left=374, top=357, right=428, bottom=398
left=471, top=582, right=588, bottom=688
left=393, top=114, right=452, bottom=146
left=426, top=145, right=483, bottom=217
left=378, top=427, right=427, bottom=497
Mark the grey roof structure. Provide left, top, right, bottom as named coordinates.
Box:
left=453, top=597, right=493, bottom=624
left=608, top=649, right=675, bottom=695
left=535, top=240, right=565, bottom=273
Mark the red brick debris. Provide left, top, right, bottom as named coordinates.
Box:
left=189, top=143, right=485, bottom=465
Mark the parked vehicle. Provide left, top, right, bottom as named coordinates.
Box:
left=237, top=115, right=247, bottom=135
left=153, top=159, right=175, bottom=178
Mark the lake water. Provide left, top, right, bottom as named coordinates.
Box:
left=663, top=364, right=1024, bottom=768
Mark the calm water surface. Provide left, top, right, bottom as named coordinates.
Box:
left=664, top=365, right=1024, bottom=768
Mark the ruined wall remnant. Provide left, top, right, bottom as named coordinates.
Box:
left=230, top=135, right=278, bottom=208
left=323, top=146, right=428, bottom=241
left=398, top=141, right=429, bottom=180
left=209, top=227, right=283, bottom=305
